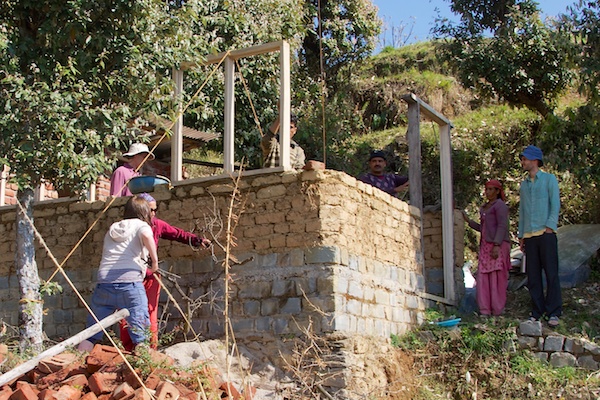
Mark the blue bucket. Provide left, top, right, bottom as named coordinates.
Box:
left=128, top=175, right=171, bottom=194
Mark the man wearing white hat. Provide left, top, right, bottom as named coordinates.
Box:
left=110, top=143, right=155, bottom=197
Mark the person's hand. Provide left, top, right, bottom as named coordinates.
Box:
left=394, top=182, right=409, bottom=193
left=461, top=210, right=469, bottom=222
left=519, top=238, right=525, bottom=252
left=491, top=245, right=499, bottom=259
left=150, top=259, right=159, bottom=274
left=192, top=235, right=211, bottom=249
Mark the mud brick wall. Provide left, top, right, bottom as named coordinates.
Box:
left=422, top=210, right=466, bottom=299
left=0, top=169, right=462, bottom=341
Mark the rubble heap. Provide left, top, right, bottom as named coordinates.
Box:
left=0, top=344, right=254, bottom=400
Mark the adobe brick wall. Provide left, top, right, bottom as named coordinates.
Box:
left=0, top=169, right=461, bottom=341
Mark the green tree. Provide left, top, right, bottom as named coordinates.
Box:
left=0, top=0, right=210, bottom=353
left=299, top=0, right=381, bottom=88
left=559, top=0, right=600, bottom=103
left=434, top=0, right=573, bottom=117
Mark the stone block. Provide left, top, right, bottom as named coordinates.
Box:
left=563, top=338, right=585, bottom=354
left=583, top=340, right=600, bottom=355
left=281, top=298, right=301, bottom=314
left=305, top=246, right=340, bottom=265
left=261, top=299, right=279, bottom=316
left=549, top=352, right=577, bottom=368
left=577, top=355, right=599, bottom=370
left=273, top=318, right=289, bottom=334
left=533, top=352, right=548, bottom=362
left=243, top=300, right=260, bottom=316
left=544, top=335, right=565, bottom=352
left=347, top=280, right=364, bottom=299
left=517, top=336, right=537, bottom=349
left=519, top=320, right=543, bottom=337
left=272, top=279, right=295, bottom=297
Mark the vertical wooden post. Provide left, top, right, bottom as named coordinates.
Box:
left=405, top=100, right=425, bottom=267
left=439, top=123, right=455, bottom=302
left=279, top=41, right=291, bottom=170
left=171, top=68, right=184, bottom=183
left=223, top=57, right=235, bottom=173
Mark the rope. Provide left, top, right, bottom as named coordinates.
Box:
left=235, top=58, right=265, bottom=137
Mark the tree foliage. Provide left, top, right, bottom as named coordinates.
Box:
left=559, top=0, right=600, bottom=103
left=0, top=0, right=211, bottom=352
left=434, top=0, right=573, bottom=117
left=299, top=0, right=381, bottom=88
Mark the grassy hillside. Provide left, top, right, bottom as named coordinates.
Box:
left=311, top=42, right=600, bottom=235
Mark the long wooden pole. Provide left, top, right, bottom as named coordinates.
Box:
left=0, top=309, right=130, bottom=387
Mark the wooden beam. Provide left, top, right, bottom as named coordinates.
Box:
left=402, top=93, right=452, bottom=127
left=181, top=41, right=285, bottom=69
left=0, top=309, right=130, bottom=387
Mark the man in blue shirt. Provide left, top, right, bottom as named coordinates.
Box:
left=518, top=145, right=562, bottom=327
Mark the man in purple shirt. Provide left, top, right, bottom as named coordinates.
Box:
left=358, top=150, right=409, bottom=197
left=110, top=143, right=155, bottom=197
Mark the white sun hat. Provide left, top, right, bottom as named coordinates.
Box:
left=122, top=143, right=155, bottom=160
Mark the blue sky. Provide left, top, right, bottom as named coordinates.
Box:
left=373, top=0, right=578, bottom=49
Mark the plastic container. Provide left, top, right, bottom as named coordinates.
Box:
left=436, top=318, right=462, bottom=328
left=128, top=175, right=171, bottom=194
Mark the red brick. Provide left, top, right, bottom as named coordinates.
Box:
left=198, top=366, right=223, bottom=394
left=36, top=363, right=84, bottom=391
left=61, top=374, right=88, bottom=391
left=9, top=383, right=38, bottom=400
left=242, top=384, right=256, bottom=400
left=219, top=382, right=241, bottom=400
left=86, top=346, right=127, bottom=374
left=139, top=369, right=175, bottom=391
left=53, top=386, right=81, bottom=400
left=37, top=389, right=58, bottom=400
left=110, top=383, right=134, bottom=400
left=79, top=393, right=97, bottom=400
left=87, top=373, right=119, bottom=396
left=0, top=387, right=13, bottom=400
left=38, top=354, right=78, bottom=375
left=172, top=384, right=195, bottom=400
left=120, top=388, right=152, bottom=400
left=121, top=369, right=142, bottom=391
left=154, top=382, right=179, bottom=400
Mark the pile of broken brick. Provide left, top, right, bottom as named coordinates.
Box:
left=0, top=344, right=254, bottom=400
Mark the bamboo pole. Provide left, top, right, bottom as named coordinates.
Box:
left=0, top=309, right=129, bottom=387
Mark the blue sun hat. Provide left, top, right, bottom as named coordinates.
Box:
left=520, top=145, right=544, bottom=167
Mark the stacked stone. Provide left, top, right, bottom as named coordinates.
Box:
left=518, top=320, right=600, bottom=370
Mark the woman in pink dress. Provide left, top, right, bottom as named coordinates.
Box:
left=463, top=180, right=511, bottom=316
